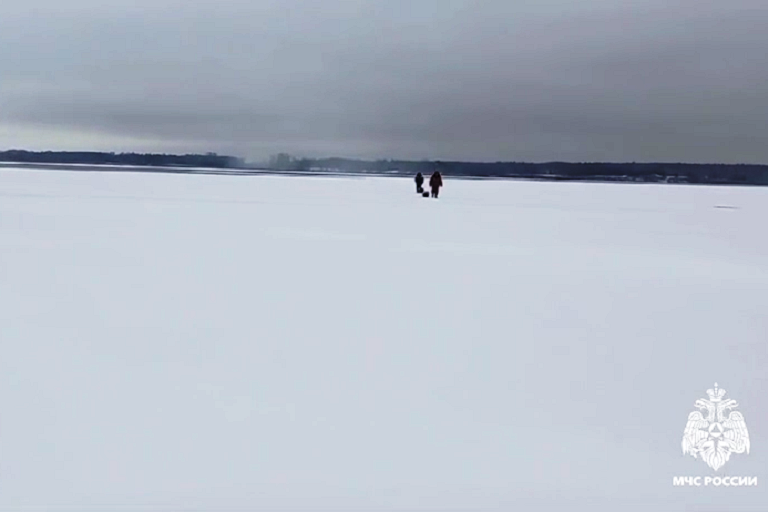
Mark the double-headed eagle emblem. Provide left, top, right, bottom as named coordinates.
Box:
left=682, top=383, right=750, bottom=471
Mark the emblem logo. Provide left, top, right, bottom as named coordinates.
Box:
left=682, top=383, right=750, bottom=471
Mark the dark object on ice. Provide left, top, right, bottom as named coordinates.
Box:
left=415, top=172, right=424, bottom=193
left=422, top=191, right=430, bottom=197
left=429, top=171, right=443, bottom=198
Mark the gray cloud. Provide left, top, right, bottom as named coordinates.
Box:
left=1, top=0, right=767, bottom=162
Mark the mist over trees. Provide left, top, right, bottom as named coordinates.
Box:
left=2, top=150, right=768, bottom=185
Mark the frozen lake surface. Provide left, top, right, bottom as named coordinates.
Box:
left=1, top=168, right=766, bottom=511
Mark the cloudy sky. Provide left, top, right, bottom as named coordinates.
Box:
left=1, top=0, right=767, bottom=163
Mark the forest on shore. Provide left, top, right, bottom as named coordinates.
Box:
left=3, top=150, right=768, bottom=185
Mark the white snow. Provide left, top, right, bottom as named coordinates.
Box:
left=1, top=168, right=766, bottom=512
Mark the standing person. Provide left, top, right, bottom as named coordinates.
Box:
left=429, top=171, right=443, bottom=198
left=415, top=172, right=424, bottom=194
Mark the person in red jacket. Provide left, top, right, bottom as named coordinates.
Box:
left=429, top=171, right=443, bottom=198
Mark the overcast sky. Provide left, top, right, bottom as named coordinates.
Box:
left=1, top=0, right=767, bottom=163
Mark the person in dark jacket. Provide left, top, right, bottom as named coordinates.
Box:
left=429, top=171, right=443, bottom=198
left=415, top=172, right=424, bottom=193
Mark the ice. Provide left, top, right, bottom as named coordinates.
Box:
left=1, top=168, right=766, bottom=511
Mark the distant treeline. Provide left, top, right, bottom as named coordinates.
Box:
left=0, top=150, right=245, bottom=169
left=3, top=150, right=768, bottom=185
left=270, top=154, right=768, bottom=185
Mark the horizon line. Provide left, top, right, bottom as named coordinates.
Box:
left=1, top=149, right=766, bottom=167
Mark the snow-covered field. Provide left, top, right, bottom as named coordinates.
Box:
left=1, top=168, right=766, bottom=512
